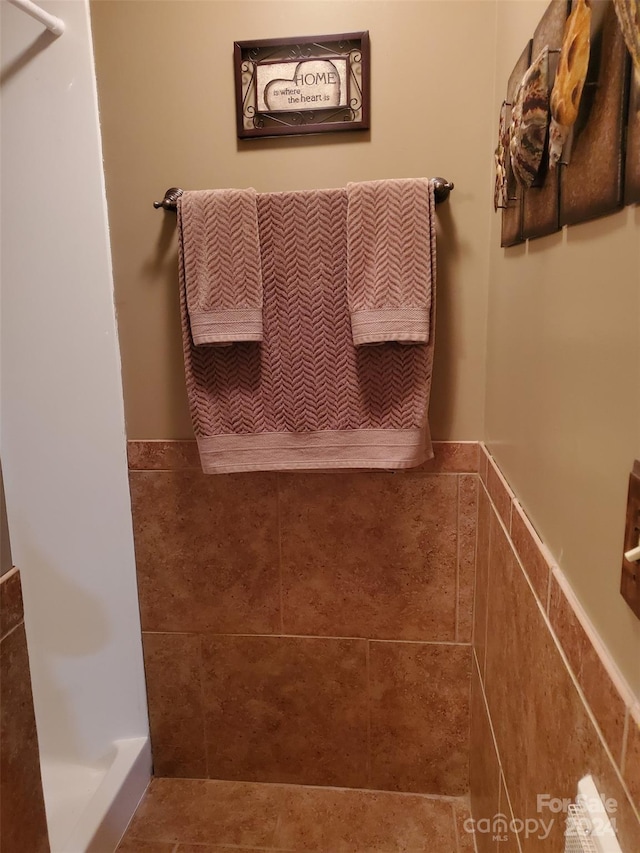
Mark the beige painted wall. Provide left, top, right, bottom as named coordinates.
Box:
left=485, top=1, right=640, bottom=696
left=92, top=0, right=640, bottom=699
left=90, top=0, right=496, bottom=441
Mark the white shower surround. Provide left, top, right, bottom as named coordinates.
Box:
left=0, top=0, right=149, bottom=849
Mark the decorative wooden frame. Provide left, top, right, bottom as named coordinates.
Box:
left=234, top=32, right=370, bottom=139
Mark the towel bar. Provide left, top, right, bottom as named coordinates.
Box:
left=153, top=177, right=454, bottom=211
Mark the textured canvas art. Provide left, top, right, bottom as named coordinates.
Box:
left=549, top=0, right=592, bottom=169
left=498, top=0, right=638, bottom=246
left=522, top=0, right=569, bottom=240
left=501, top=42, right=533, bottom=248
left=560, top=0, right=629, bottom=226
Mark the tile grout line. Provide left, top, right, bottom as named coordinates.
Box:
left=454, top=475, right=461, bottom=643
left=472, top=647, right=510, bottom=832
left=0, top=618, right=25, bottom=645
left=451, top=799, right=461, bottom=853
left=196, top=632, right=210, bottom=779
left=139, top=629, right=472, bottom=646
left=471, top=475, right=480, bottom=646
left=470, top=473, right=482, bottom=658
left=473, top=648, right=503, bottom=773
left=460, top=473, right=480, bottom=645
left=132, top=775, right=471, bottom=803
left=481, top=497, right=492, bottom=685
left=365, top=638, right=372, bottom=788
left=620, top=706, right=630, bottom=777
left=269, top=810, right=284, bottom=851
left=497, top=769, right=524, bottom=853
left=545, top=563, right=552, bottom=614
left=276, top=472, right=285, bottom=635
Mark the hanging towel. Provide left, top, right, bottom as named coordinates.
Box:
left=178, top=188, right=263, bottom=345
left=179, top=185, right=436, bottom=474
left=346, top=178, right=435, bottom=346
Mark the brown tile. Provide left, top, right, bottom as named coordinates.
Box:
left=0, top=625, right=49, bottom=853
left=200, top=635, right=368, bottom=787
left=479, top=444, right=489, bottom=487
left=273, top=785, right=458, bottom=852
left=470, top=657, right=500, bottom=853
left=458, top=475, right=478, bottom=643
left=123, top=778, right=283, bottom=846
left=369, top=641, right=471, bottom=796
left=176, top=847, right=276, bottom=852
left=473, top=486, right=491, bottom=676
left=118, top=840, right=176, bottom=852
left=143, top=632, right=206, bottom=777
left=547, top=576, right=584, bottom=677
left=128, top=439, right=200, bottom=471
left=623, top=710, right=640, bottom=812
left=454, top=800, right=478, bottom=852
left=280, top=473, right=457, bottom=641
left=579, top=643, right=628, bottom=768
left=486, top=458, right=512, bottom=533
left=484, top=520, right=640, bottom=853
left=497, top=774, right=522, bottom=852
left=415, top=442, right=480, bottom=473
left=130, top=471, right=280, bottom=633
left=0, top=568, right=23, bottom=640
left=548, top=576, right=627, bottom=765
left=510, top=504, right=551, bottom=606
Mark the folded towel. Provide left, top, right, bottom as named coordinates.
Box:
left=346, top=178, right=435, bottom=346
left=178, top=188, right=263, bottom=345
left=179, top=186, right=436, bottom=474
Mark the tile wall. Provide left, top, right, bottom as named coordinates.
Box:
left=128, top=441, right=479, bottom=795
left=470, top=447, right=640, bottom=853
left=0, top=568, right=50, bottom=852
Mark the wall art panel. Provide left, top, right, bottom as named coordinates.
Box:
left=560, top=0, right=629, bottom=226
left=501, top=41, right=533, bottom=248
left=522, top=0, right=569, bottom=240
left=625, top=71, right=640, bottom=204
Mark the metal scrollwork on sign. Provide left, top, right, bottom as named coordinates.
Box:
left=234, top=32, right=370, bottom=139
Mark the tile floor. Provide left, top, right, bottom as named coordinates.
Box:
left=117, top=778, right=476, bottom=852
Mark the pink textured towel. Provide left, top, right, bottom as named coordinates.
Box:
left=347, top=178, right=435, bottom=345
left=178, top=189, right=263, bottom=345
left=179, top=187, right=436, bottom=474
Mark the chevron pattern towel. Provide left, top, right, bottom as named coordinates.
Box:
left=347, top=178, right=435, bottom=345
left=179, top=185, right=436, bottom=474
left=178, top=188, right=263, bottom=345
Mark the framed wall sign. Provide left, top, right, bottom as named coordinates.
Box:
left=234, top=32, right=370, bottom=139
